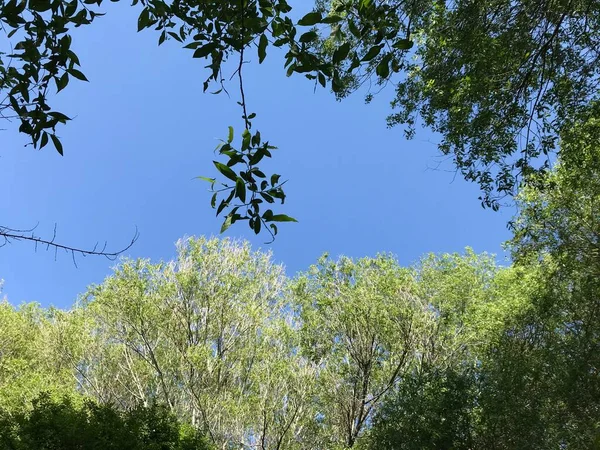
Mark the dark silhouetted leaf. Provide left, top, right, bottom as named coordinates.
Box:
left=298, top=11, right=322, bottom=26
left=269, top=214, right=297, bottom=222
left=214, top=161, right=237, bottom=182
left=50, top=134, right=63, bottom=155
left=392, top=39, right=414, bottom=50
left=258, top=34, right=268, bottom=63
left=236, top=177, right=246, bottom=203
left=362, top=45, right=383, bottom=61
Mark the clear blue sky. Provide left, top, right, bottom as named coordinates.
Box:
left=1, top=4, right=513, bottom=308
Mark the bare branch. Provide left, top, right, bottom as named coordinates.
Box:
left=0, top=223, right=139, bottom=267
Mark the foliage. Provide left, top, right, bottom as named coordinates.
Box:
left=0, top=393, right=212, bottom=450
left=315, top=0, right=600, bottom=209
left=361, top=368, right=476, bottom=450
left=363, top=121, right=600, bottom=449
left=482, top=110, right=600, bottom=449
left=4, top=0, right=600, bottom=236
left=0, top=0, right=100, bottom=154
left=510, top=101, right=600, bottom=268
left=0, top=300, right=75, bottom=410
left=291, top=254, right=430, bottom=447
left=61, top=237, right=313, bottom=448
left=2, top=172, right=600, bottom=450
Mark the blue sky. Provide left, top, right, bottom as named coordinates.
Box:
left=1, top=4, right=513, bottom=308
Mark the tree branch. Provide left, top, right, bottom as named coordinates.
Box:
left=0, top=223, right=139, bottom=267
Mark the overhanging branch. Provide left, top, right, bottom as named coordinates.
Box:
left=0, top=223, right=139, bottom=267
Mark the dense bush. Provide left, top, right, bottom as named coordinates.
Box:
left=0, top=393, right=212, bottom=450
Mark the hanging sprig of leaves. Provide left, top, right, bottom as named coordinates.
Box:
left=199, top=123, right=296, bottom=242
left=192, top=0, right=298, bottom=241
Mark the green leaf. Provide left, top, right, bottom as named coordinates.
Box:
left=50, top=134, right=63, bottom=155
left=318, top=72, right=326, bottom=87
left=253, top=217, right=261, bottom=234
left=220, top=214, right=233, bottom=233
left=262, top=209, right=274, bottom=221
left=210, top=192, right=217, bottom=208
left=258, top=34, right=268, bottom=63
left=48, top=112, right=71, bottom=123
left=271, top=174, right=281, bottom=186
left=216, top=199, right=228, bottom=216
left=235, top=177, right=246, bottom=203
left=242, top=129, right=251, bottom=150
left=392, top=39, right=414, bottom=50
left=360, top=0, right=373, bottom=7
left=227, top=154, right=244, bottom=167
left=269, top=214, right=298, bottom=222
left=298, top=11, right=322, bottom=26
left=348, top=20, right=361, bottom=38
left=168, top=32, right=182, bottom=42
left=219, top=143, right=232, bottom=154
left=193, top=43, right=217, bottom=58
left=249, top=149, right=266, bottom=165
left=299, top=31, right=318, bottom=43
left=361, top=45, right=383, bottom=62
left=196, top=176, right=216, bottom=184
left=333, top=42, right=351, bottom=64
left=322, top=15, right=343, bottom=24
left=40, top=132, right=49, bottom=149
left=56, top=72, right=69, bottom=92
left=227, top=126, right=234, bottom=143
left=293, top=65, right=314, bottom=73
left=137, top=8, right=150, bottom=31
left=67, top=68, right=88, bottom=81
left=213, top=161, right=237, bottom=182
left=260, top=192, right=275, bottom=203
left=376, top=59, right=390, bottom=78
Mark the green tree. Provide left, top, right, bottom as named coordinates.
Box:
left=478, top=109, right=600, bottom=448
left=357, top=250, right=533, bottom=450
left=0, top=297, right=75, bottom=410
left=56, top=237, right=317, bottom=448
left=361, top=368, right=476, bottom=450
left=290, top=254, right=434, bottom=447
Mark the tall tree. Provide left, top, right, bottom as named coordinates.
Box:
left=291, top=254, right=433, bottom=447
left=0, top=297, right=75, bottom=410
left=57, top=237, right=317, bottom=448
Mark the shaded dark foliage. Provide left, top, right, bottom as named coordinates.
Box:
left=0, top=393, right=212, bottom=450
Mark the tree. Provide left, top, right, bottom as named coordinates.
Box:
left=484, top=108, right=600, bottom=448
left=359, top=250, right=533, bottom=450
left=55, top=237, right=318, bottom=448
left=0, top=297, right=75, bottom=410
left=5, top=0, right=600, bottom=238
left=290, top=254, right=433, bottom=447
left=362, top=368, right=476, bottom=450
left=509, top=101, right=600, bottom=269
left=314, top=0, right=600, bottom=209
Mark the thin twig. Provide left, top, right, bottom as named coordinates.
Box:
left=0, top=223, right=139, bottom=267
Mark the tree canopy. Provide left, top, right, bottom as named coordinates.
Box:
left=3, top=0, right=599, bottom=237
left=1, top=156, right=598, bottom=448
